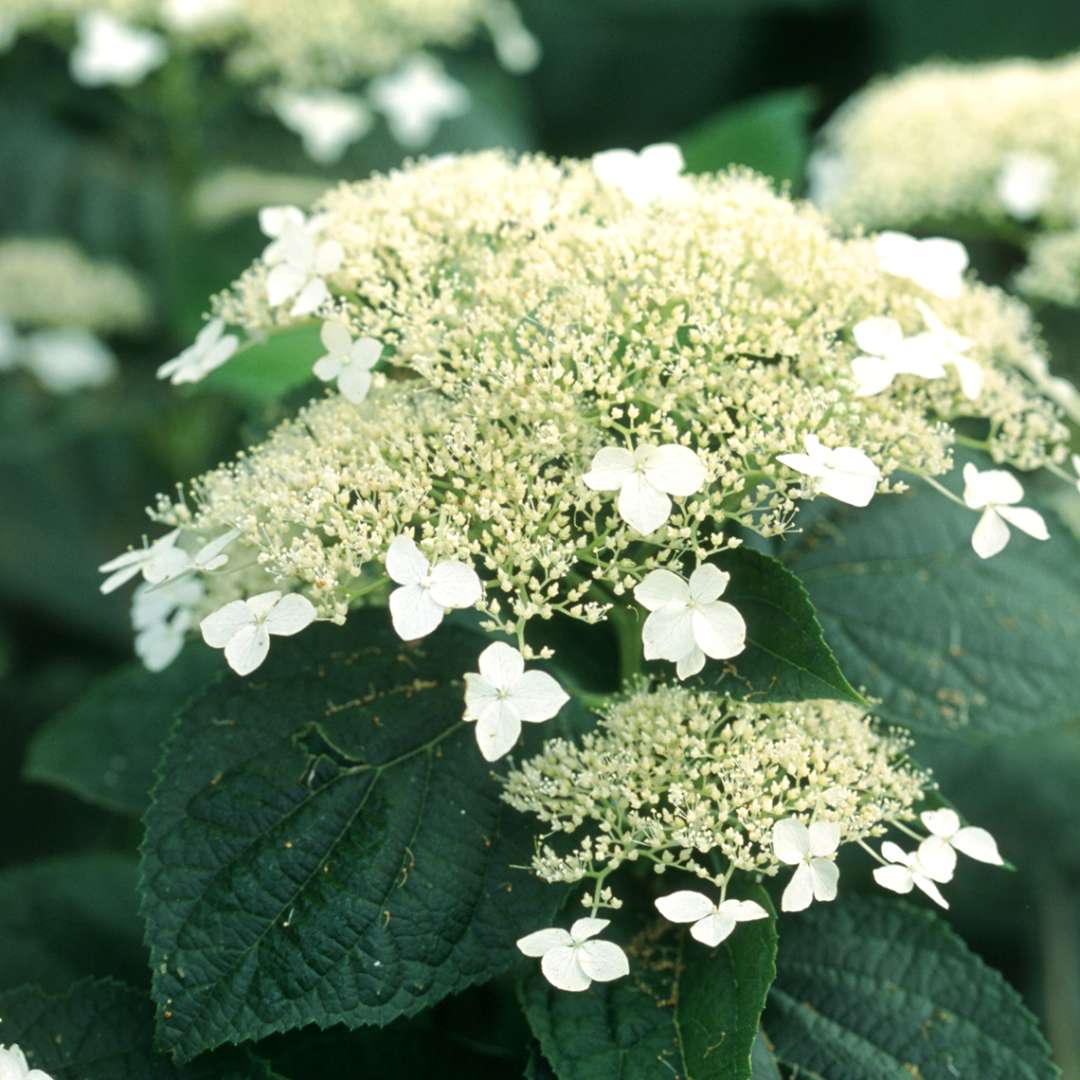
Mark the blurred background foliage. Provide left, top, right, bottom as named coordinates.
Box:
left=3, top=0, right=1079, bottom=1075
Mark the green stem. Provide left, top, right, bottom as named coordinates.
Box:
left=607, top=603, right=642, bottom=684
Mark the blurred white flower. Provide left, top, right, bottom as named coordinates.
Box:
left=873, top=841, right=950, bottom=909
left=385, top=536, right=482, bottom=641
left=483, top=0, right=541, bottom=73
left=0, top=1043, right=54, bottom=1080
left=805, top=149, right=848, bottom=209
left=200, top=590, right=316, bottom=675
left=271, top=90, right=373, bottom=165
left=368, top=55, right=470, bottom=148
left=99, top=529, right=190, bottom=594
left=918, top=808, right=1003, bottom=880
left=132, top=577, right=204, bottom=672
left=962, top=462, right=1049, bottom=559
left=915, top=300, right=984, bottom=401
left=70, top=12, right=166, bottom=88
left=160, top=0, right=239, bottom=33
left=773, top=818, right=841, bottom=913
left=996, top=151, right=1056, bottom=221
left=654, top=890, right=768, bottom=946
left=259, top=206, right=343, bottom=317
left=874, top=231, right=969, bottom=300
left=314, top=321, right=381, bottom=403
left=776, top=433, right=880, bottom=507
left=849, top=316, right=946, bottom=397
left=592, top=143, right=687, bottom=206
left=157, top=318, right=239, bottom=384
left=517, top=918, right=629, bottom=992
left=22, top=328, right=116, bottom=393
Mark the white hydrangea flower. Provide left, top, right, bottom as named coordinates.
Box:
left=99, top=529, right=190, bottom=594
left=314, top=321, right=381, bottom=404
left=385, top=536, right=482, bottom=641
left=368, top=55, right=470, bottom=149
left=872, top=840, right=950, bottom=909
left=849, top=316, right=946, bottom=397
left=259, top=206, right=343, bottom=317
left=962, top=462, right=1049, bottom=559
left=874, top=231, right=969, bottom=300
left=22, top=329, right=116, bottom=394
left=70, top=12, right=166, bottom=88
left=776, top=433, right=880, bottom=507
left=463, top=642, right=569, bottom=761
left=996, top=151, right=1056, bottom=221
left=591, top=143, right=687, bottom=207
left=654, top=890, right=768, bottom=947
left=0, top=1043, right=54, bottom=1080
left=634, top=565, right=746, bottom=679
left=157, top=319, right=239, bottom=385
left=914, top=301, right=984, bottom=401
left=146, top=526, right=242, bottom=588
left=132, top=577, right=204, bottom=672
left=773, top=818, right=841, bottom=913
left=917, top=808, right=1003, bottom=881
left=582, top=443, right=707, bottom=534
left=516, top=918, right=629, bottom=992
left=271, top=90, right=373, bottom=165
left=160, top=0, right=239, bottom=34
left=200, top=590, right=316, bottom=675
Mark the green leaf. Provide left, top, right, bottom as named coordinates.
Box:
left=0, top=979, right=283, bottom=1080
left=201, top=324, right=322, bottom=403
left=680, top=89, right=816, bottom=185
left=783, top=462, right=1080, bottom=734
left=768, top=897, right=1058, bottom=1080
left=693, top=548, right=863, bottom=705
left=141, top=618, right=558, bottom=1061
left=25, top=649, right=221, bottom=816
left=751, top=1031, right=783, bottom=1080
left=521, top=886, right=777, bottom=1080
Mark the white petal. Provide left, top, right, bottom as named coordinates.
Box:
left=917, top=837, right=957, bottom=882
left=577, top=940, right=630, bottom=983
left=428, top=560, right=482, bottom=609
left=259, top=205, right=305, bottom=238
left=541, top=947, right=591, bottom=992
left=388, top=583, right=445, bottom=640
left=312, top=354, right=342, bottom=382
left=817, top=448, right=879, bottom=507
left=463, top=673, right=499, bottom=718
left=474, top=701, right=522, bottom=761
left=224, top=622, right=271, bottom=675
left=809, top=858, right=839, bottom=902
left=337, top=365, right=373, bottom=404
left=320, top=319, right=352, bottom=356
left=921, top=808, right=960, bottom=838
left=689, top=913, right=737, bottom=947
left=290, top=277, right=330, bottom=317
left=719, top=899, right=769, bottom=923
left=913, top=874, right=950, bottom=909
left=517, top=927, right=573, bottom=957
left=654, top=890, right=715, bottom=924
left=351, top=337, right=383, bottom=369
left=618, top=473, right=672, bottom=534
left=193, top=527, right=241, bottom=571
left=477, top=641, right=526, bottom=687
left=641, top=606, right=696, bottom=663
left=99, top=561, right=145, bottom=595
left=952, top=827, right=1004, bottom=866
left=997, top=506, right=1049, bottom=542
left=246, top=590, right=283, bottom=620
left=880, top=841, right=912, bottom=866
left=687, top=564, right=729, bottom=603
left=200, top=600, right=255, bottom=648
left=510, top=670, right=570, bottom=724
left=675, top=647, right=706, bottom=680
left=776, top=452, right=826, bottom=480
left=691, top=602, right=747, bottom=660
left=808, top=821, right=842, bottom=857
left=142, top=545, right=193, bottom=585
left=971, top=508, right=1011, bottom=559
left=851, top=355, right=897, bottom=397
left=853, top=317, right=904, bottom=357
left=385, top=536, right=428, bottom=585
left=570, top=917, right=610, bottom=942
left=264, top=593, right=317, bottom=636
left=640, top=142, right=685, bottom=176
left=966, top=467, right=1024, bottom=507
left=640, top=444, right=707, bottom=496
left=266, top=263, right=306, bottom=306
left=592, top=149, right=639, bottom=186
left=951, top=355, right=984, bottom=401
left=135, top=622, right=186, bottom=673
left=781, top=862, right=815, bottom=912
left=582, top=446, right=633, bottom=491
left=873, top=865, right=914, bottom=895
left=634, top=568, right=689, bottom=611
left=772, top=818, right=810, bottom=864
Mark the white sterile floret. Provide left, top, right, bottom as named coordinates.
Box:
left=99, top=529, right=190, bottom=594
left=147, top=526, right=242, bottom=587
left=654, top=890, right=768, bottom=947
left=0, top=1043, right=54, bottom=1080
left=314, top=321, right=381, bottom=403
left=582, top=443, right=706, bottom=535
left=368, top=55, right=470, bottom=149
left=776, top=433, right=880, bottom=508
left=271, top=90, right=373, bottom=165
left=773, top=818, right=841, bottom=913
left=634, top=565, right=746, bottom=679
left=70, top=12, right=166, bottom=88
left=200, top=590, right=316, bottom=675
left=917, top=808, right=1003, bottom=881
left=915, top=301, right=984, bottom=401
left=962, top=462, right=1049, bottom=559
left=157, top=318, right=239, bottom=385
left=22, top=329, right=117, bottom=394
left=132, top=577, right=204, bottom=672
left=591, top=143, right=687, bottom=207
left=872, top=841, right=950, bottom=909
left=385, top=535, right=482, bottom=641
left=996, top=151, right=1056, bottom=221
left=849, top=316, right=945, bottom=397
left=874, top=231, right=969, bottom=300
left=259, top=206, right=343, bottom=317
left=516, top=918, right=629, bottom=992
left=463, top=642, right=569, bottom=762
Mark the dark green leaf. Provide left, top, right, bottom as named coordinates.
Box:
left=768, top=898, right=1058, bottom=1080
left=201, top=324, right=322, bottom=404
left=141, top=618, right=558, bottom=1061
left=751, top=1031, right=783, bottom=1079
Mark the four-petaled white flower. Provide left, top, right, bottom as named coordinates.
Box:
left=132, top=577, right=204, bottom=672
left=200, top=590, right=316, bottom=675
left=776, top=434, right=880, bottom=507
left=385, top=536, right=482, bottom=641
left=634, top=565, right=747, bottom=679
left=0, top=1043, right=54, bottom=1080
left=962, top=462, right=1049, bottom=559
left=517, top=918, right=629, bottom=993
left=99, top=529, right=190, bottom=594
left=914, top=300, right=984, bottom=401
left=591, top=143, right=687, bottom=207
left=654, top=890, right=768, bottom=947
left=157, top=318, right=239, bottom=385
left=874, top=231, right=969, bottom=300
left=872, top=841, right=950, bottom=909
left=271, top=90, right=373, bottom=165
left=773, top=818, right=841, bottom=913
left=582, top=443, right=706, bottom=534
left=22, top=329, right=117, bottom=394
left=70, top=12, right=166, bottom=87
left=463, top=642, right=569, bottom=761
left=259, top=206, right=343, bottom=317
left=849, top=316, right=946, bottom=397
left=996, top=151, right=1056, bottom=221
left=314, top=321, right=382, bottom=403
left=368, top=55, right=470, bottom=148
left=917, top=808, right=1003, bottom=881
